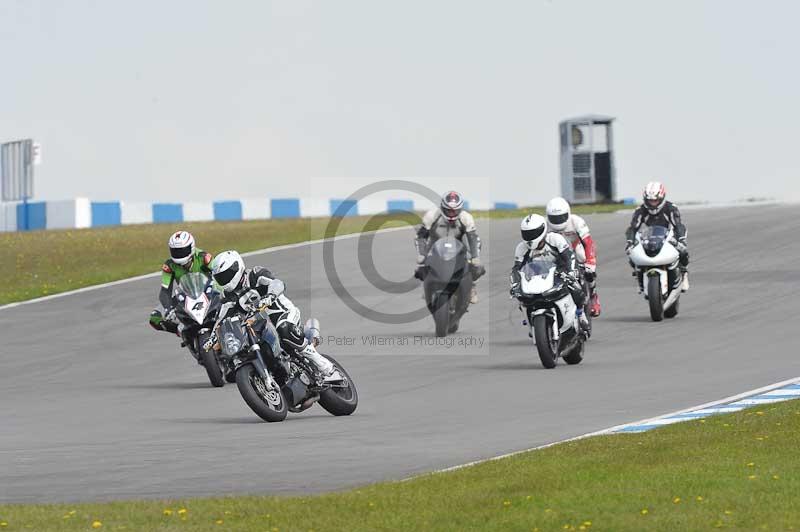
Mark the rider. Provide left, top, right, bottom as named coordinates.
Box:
left=625, top=181, right=690, bottom=293
left=208, top=250, right=340, bottom=383
left=545, top=197, right=601, bottom=317
left=510, top=214, right=590, bottom=331
left=148, top=231, right=213, bottom=334
left=414, top=191, right=485, bottom=303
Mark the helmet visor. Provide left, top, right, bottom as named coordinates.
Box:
left=547, top=212, right=569, bottom=226
left=213, top=261, right=240, bottom=287
left=170, top=244, right=193, bottom=262
left=442, top=207, right=460, bottom=220
left=521, top=225, right=545, bottom=242
left=645, top=198, right=662, bottom=208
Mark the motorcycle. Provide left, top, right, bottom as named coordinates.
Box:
left=215, top=307, right=358, bottom=422
left=422, top=237, right=473, bottom=337
left=172, top=272, right=225, bottom=387
left=628, top=225, right=684, bottom=322
left=513, top=257, right=585, bottom=369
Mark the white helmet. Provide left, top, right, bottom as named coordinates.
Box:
left=520, top=213, right=548, bottom=249
left=211, top=250, right=245, bottom=293
left=643, top=181, right=667, bottom=215
left=440, top=190, right=464, bottom=222
left=168, top=231, right=195, bottom=265
left=545, top=197, right=571, bottom=231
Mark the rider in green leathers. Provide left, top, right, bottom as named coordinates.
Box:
left=148, top=231, right=213, bottom=334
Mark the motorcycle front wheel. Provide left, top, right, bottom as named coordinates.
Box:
left=533, top=314, right=558, bottom=369
left=648, top=276, right=664, bottom=322
left=433, top=294, right=451, bottom=337
left=236, top=364, right=288, bottom=422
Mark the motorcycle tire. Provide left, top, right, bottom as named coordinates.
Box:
left=433, top=294, right=450, bottom=337
left=198, top=333, right=224, bottom=388
left=563, top=340, right=584, bottom=365
left=236, top=364, right=288, bottom=422
left=533, top=314, right=558, bottom=369
left=318, top=354, right=359, bottom=416
left=648, top=276, right=664, bottom=322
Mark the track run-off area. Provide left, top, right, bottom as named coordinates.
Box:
left=1, top=204, right=798, bottom=503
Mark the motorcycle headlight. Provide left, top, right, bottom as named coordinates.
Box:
left=222, top=333, right=242, bottom=355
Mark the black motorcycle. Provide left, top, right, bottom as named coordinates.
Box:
left=172, top=272, right=225, bottom=387
left=215, top=308, right=358, bottom=422
left=423, top=237, right=473, bottom=337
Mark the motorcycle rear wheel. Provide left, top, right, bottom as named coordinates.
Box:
left=563, top=340, right=584, bottom=365
left=318, top=354, right=359, bottom=416
left=664, top=297, right=680, bottom=318
left=533, top=315, right=558, bottom=369
left=198, top=333, right=224, bottom=388
left=648, top=276, right=664, bottom=322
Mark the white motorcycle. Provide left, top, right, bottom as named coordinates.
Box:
left=628, top=225, right=684, bottom=321
left=513, top=257, right=585, bottom=369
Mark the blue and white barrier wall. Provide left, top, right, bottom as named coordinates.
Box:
left=0, top=197, right=517, bottom=232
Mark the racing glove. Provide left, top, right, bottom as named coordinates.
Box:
left=202, top=331, right=218, bottom=351
left=238, top=289, right=261, bottom=312
left=626, top=241, right=637, bottom=256
left=469, top=257, right=486, bottom=280
left=672, top=239, right=688, bottom=254
left=260, top=293, right=276, bottom=308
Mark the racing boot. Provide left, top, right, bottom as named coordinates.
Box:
left=681, top=270, right=690, bottom=293
left=589, top=292, right=601, bottom=317
left=299, top=343, right=342, bottom=383
left=470, top=285, right=479, bottom=305
left=576, top=308, right=590, bottom=333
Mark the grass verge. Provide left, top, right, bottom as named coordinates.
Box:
left=0, top=204, right=628, bottom=305
left=1, top=399, right=798, bottom=531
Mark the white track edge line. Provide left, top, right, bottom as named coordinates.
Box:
left=402, top=375, right=800, bottom=481
left=0, top=225, right=412, bottom=312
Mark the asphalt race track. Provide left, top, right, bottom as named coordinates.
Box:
left=2, top=204, right=799, bottom=503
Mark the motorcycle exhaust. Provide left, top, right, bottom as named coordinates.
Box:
left=289, top=393, right=320, bottom=413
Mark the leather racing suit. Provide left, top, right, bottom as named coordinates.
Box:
left=215, top=266, right=335, bottom=378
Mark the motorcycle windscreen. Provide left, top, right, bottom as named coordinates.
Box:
left=520, top=258, right=557, bottom=279
left=639, top=225, right=670, bottom=257
left=177, top=272, right=210, bottom=298
left=519, top=258, right=561, bottom=296
left=426, top=238, right=467, bottom=282
left=219, top=318, right=248, bottom=356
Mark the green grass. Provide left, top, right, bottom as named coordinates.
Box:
left=0, top=204, right=628, bottom=305
left=1, top=399, right=798, bottom=531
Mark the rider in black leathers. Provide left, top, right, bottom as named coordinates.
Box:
left=625, top=181, right=690, bottom=292
left=208, top=250, right=339, bottom=383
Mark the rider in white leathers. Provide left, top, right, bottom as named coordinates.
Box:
left=414, top=191, right=485, bottom=303
left=510, top=214, right=590, bottom=331
left=545, top=197, right=601, bottom=317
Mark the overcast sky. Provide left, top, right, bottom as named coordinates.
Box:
left=1, top=0, right=798, bottom=204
